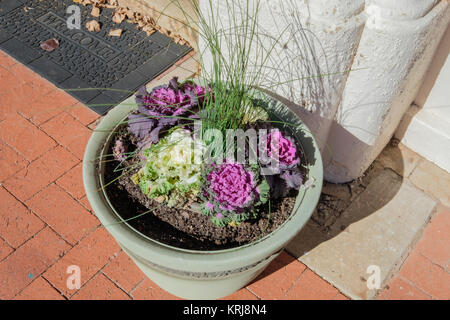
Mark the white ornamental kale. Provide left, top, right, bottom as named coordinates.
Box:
left=131, top=128, right=205, bottom=207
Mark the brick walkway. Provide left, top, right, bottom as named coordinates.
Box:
left=0, top=50, right=448, bottom=300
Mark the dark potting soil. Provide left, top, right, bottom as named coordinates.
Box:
left=102, top=127, right=297, bottom=251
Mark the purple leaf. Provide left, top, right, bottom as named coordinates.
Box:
left=128, top=113, right=155, bottom=139
left=282, top=170, right=303, bottom=190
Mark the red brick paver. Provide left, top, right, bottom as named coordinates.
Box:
left=56, top=162, right=85, bottom=200
left=102, top=250, right=146, bottom=293
left=284, top=269, right=341, bottom=300
left=131, top=278, right=181, bottom=300
left=14, top=277, right=65, bottom=300
left=377, top=277, right=431, bottom=300
left=0, top=113, right=56, bottom=162
left=1, top=50, right=448, bottom=301
left=248, top=251, right=307, bottom=300
left=223, top=288, right=259, bottom=300
left=3, top=145, right=78, bottom=201
left=0, top=237, right=13, bottom=262
left=0, top=141, right=28, bottom=182
left=19, top=89, right=72, bottom=125
left=415, top=206, right=450, bottom=269
left=399, top=252, right=450, bottom=300
left=26, top=183, right=99, bottom=245
left=0, top=187, right=45, bottom=248
left=66, top=103, right=100, bottom=126
left=378, top=206, right=450, bottom=300
left=0, top=227, right=70, bottom=299
left=41, top=112, right=92, bottom=159
left=43, top=227, right=120, bottom=298
left=72, top=273, right=130, bottom=300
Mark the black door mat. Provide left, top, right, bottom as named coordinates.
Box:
left=0, top=0, right=192, bottom=114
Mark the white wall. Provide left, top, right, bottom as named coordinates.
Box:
left=395, top=24, right=450, bottom=173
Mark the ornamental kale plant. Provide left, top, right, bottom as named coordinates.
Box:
left=200, top=160, right=269, bottom=226
left=129, top=77, right=211, bottom=148
left=131, top=128, right=205, bottom=207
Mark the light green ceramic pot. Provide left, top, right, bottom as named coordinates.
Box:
left=83, top=91, right=323, bottom=300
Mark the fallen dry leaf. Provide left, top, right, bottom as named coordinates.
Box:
left=91, top=6, right=100, bottom=17
left=108, top=28, right=123, bottom=37
left=40, top=38, right=59, bottom=52
left=86, top=20, right=101, bottom=32
left=125, top=9, right=134, bottom=20
left=73, top=0, right=190, bottom=46
left=142, top=25, right=156, bottom=36
left=112, top=12, right=125, bottom=24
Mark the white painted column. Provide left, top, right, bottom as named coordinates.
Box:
left=324, top=0, right=450, bottom=182
left=282, top=0, right=367, bottom=153
left=198, top=0, right=366, bottom=152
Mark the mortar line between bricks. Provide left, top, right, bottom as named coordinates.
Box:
left=128, top=278, right=146, bottom=298
left=12, top=267, right=69, bottom=301
left=417, top=251, right=450, bottom=274
left=66, top=269, right=98, bottom=300
left=0, top=139, right=31, bottom=179
left=242, top=287, right=261, bottom=300
left=41, top=275, right=69, bottom=300
left=0, top=223, right=47, bottom=252
left=23, top=108, right=63, bottom=128
left=22, top=180, right=102, bottom=246
left=128, top=280, right=144, bottom=298
left=34, top=112, right=89, bottom=160
left=20, top=107, right=93, bottom=164
left=67, top=261, right=125, bottom=300
left=16, top=90, right=70, bottom=126
left=0, top=185, right=48, bottom=245
left=396, top=275, right=435, bottom=300
left=0, top=184, right=55, bottom=234
left=0, top=130, right=38, bottom=165
left=0, top=233, right=15, bottom=262
left=11, top=273, right=45, bottom=300
left=17, top=159, right=82, bottom=203
left=27, top=207, right=97, bottom=247
left=100, top=269, right=134, bottom=300
left=63, top=105, right=99, bottom=129
left=245, top=286, right=262, bottom=300
left=41, top=272, right=73, bottom=300
left=281, top=267, right=317, bottom=300
left=55, top=181, right=87, bottom=206
left=57, top=141, right=87, bottom=162
left=5, top=226, right=70, bottom=300
left=77, top=198, right=97, bottom=217
left=0, top=135, right=59, bottom=173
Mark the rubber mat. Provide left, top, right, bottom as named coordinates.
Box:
left=0, top=0, right=192, bottom=114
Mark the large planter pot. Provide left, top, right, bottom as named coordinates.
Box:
left=83, top=91, right=323, bottom=300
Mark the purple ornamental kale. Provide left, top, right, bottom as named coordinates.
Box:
left=129, top=77, right=206, bottom=145
left=206, top=161, right=258, bottom=212
left=182, top=81, right=213, bottom=106
left=262, top=129, right=303, bottom=198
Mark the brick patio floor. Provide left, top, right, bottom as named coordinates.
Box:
left=0, top=50, right=448, bottom=300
